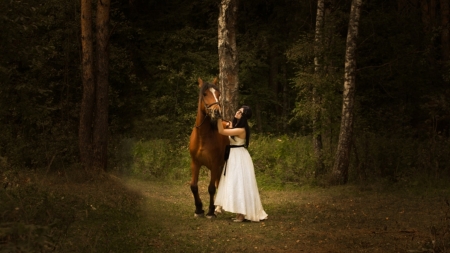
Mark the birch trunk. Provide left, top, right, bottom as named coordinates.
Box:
left=218, top=0, right=239, bottom=120
left=330, top=0, right=363, bottom=185
left=313, top=0, right=325, bottom=177
left=269, top=47, right=280, bottom=131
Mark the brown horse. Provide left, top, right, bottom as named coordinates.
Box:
left=189, top=78, right=229, bottom=218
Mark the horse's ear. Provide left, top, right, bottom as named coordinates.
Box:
left=213, top=77, right=218, bottom=85
left=198, top=78, right=203, bottom=88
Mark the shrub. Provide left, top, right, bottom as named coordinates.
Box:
left=250, top=134, right=315, bottom=186
left=115, top=138, right=191, bottom=180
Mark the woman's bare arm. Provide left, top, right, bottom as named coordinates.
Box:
left=217, top=119, right=245, bottom=138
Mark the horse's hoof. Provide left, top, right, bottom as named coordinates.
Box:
left=206, top=214, right=217, bottom=219
left=194, top=212, right=205, bottom=218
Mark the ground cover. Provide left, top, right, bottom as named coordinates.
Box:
left=124, top=176, right=449, bottom=253
left=2, top=172, right=449, bottom=252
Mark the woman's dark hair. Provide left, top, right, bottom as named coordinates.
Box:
left=232, top=105, right=252, bottom=148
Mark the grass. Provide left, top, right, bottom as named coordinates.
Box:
left=1, top=170, right=450, bottom=252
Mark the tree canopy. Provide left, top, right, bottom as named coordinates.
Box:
left=1, top=0, right=449, bottom=176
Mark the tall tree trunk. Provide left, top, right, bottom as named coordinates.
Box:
left=330, top=0, right=363, bottom=185
left=441, top=0, right=449, bottom=61
left=269, top=46, right=280, bottom=131
left=282, top=65, right=288, bottom=131
left=79, top=0, right=95, bottom=171
left=313, top=0, right=325, bottom=177
left=79, top=0, right=110, bottom=176
left=218, top=0, right=239, bottom=120
left=255, top=102, right=263, bottom=132
left=93, top=0, right=110, bottom=172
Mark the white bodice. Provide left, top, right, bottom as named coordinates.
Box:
left=229, top=136, right=245, bottom=146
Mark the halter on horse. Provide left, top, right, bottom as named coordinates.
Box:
left=189, top=78, right=229, bottom=218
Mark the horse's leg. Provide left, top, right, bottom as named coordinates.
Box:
left=206, top=166, right=221, bottom=218
left=206, top=181, right=216, bottom=218
left=190, top=161, right=204, bottom=217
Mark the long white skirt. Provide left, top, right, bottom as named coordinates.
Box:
left=214, top=147, right=268, bottom=222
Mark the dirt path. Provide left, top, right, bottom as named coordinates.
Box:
left=123, top=176, right=450, bottom=253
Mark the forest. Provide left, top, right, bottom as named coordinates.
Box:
left=1, top=0, right=449, bottom=183
left=2, top=0, right=450, bottom=252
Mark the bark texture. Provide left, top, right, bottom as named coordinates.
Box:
left=331, top=0, right=363, bottom=185
left=79, top=0, right=110, bottom=175
left=93, top=0, right=110, bottom=172
left=313, top=0, right=325, bottom=177
left=79, top=0, right=95, bottom=170
left=218, top=0, right=239, bottom=120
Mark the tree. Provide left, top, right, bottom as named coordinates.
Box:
left=313, top=0, right=325, bottom=177
left=330, top=0, right=363, bottom=185
left=93, top=0, right=110, bottom=172
left=79, top=0, right=111, bottom=175
left=79, top=0, right=95, bottom=171
left=218, top=0, right=239, bottom=119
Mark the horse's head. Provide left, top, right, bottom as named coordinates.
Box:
left=198, top=78, right=222, bottom=122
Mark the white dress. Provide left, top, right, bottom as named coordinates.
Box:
left=214, top=136, right=268, bottom=222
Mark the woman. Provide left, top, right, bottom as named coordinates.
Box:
left=214, top=106, right=268, bottom=222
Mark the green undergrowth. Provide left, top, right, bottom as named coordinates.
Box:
left=0, top=171, right=146, bottom=252
left=113, top=138, right=191, bottom=181
left=116, top=134, right=450, bottom=189
left=116, top=135, right=318, bottom=186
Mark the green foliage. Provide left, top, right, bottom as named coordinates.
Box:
left=1, top=0, right=450, bottom=188
left=355, top=1, right=446, bottom=137
left=112, top=133, right=450, bottom=189
left=349, top=131, right=450, bottom=185
left=107, top=0, right=222, bottom=139
left=0, top=0, right=80, bottom=170
left=286, top=14, right=346, bottom=137
left=250, top=134, right=315, bottom=187
left=114, top=138, right=190, bottom=180
left=115, top=135, right=319, bottom=186
left=236, top=0, right=316, bottom=133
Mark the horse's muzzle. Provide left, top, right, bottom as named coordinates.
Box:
left=208, top=105, right=222, bottom=121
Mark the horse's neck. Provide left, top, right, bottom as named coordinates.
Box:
left=195, top=110, right=215, bottom=135
left=195, top=108, right=205, bottom=123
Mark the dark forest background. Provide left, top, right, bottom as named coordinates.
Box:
left=1, top=0, right=449, bottom=185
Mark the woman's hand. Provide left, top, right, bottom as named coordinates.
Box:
left=217, top=119, right=245, bottom=138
